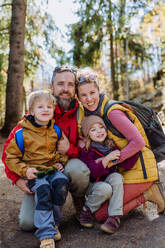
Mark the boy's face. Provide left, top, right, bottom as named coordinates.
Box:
left=89, top=123, right=107, bottom=143
left=31, top=98, right=54, bottom=126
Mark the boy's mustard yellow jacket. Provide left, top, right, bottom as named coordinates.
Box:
left=5, top=118, right=68, bottom=178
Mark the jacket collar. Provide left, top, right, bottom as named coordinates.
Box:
left=54, top=99, right=79, bottom=119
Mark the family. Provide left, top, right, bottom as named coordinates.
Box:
left=2, top=65, right=165, bottom=248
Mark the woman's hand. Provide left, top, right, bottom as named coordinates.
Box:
left=107, top=150, right=120, bottom=160
left=56, top=163, right=64, bottom=172
left=102, top=150, right=120, bottom=168
left=57, top=132, right=70, bottom=154
left=15, top=178, right=33, bottom=194
left=26, top=167, right=38, bottom=179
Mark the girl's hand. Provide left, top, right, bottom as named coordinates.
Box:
left=78, top=136, right=86, bottom=148
left=56, top=163, right=64, bottom=172
left=26, top=167, right=38, bottom=179
left=95, top=157, right=103, bottom=163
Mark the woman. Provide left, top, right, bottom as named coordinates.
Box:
left=76, top=67, right=165, bottom=222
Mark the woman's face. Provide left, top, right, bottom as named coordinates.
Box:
left=78, top=82, right=100, bottom=111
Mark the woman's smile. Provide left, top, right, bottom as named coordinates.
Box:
left=78, top=82, right=100, bottom=111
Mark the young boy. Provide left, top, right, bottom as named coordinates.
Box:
left=5, top=90, right=69, bottom=248
left=79, top=115, right=140, bottom=234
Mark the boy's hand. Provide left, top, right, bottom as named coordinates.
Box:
left=56, top=163, right=64, bottom=172
left=57, top=132, right=70, bottom=154
left=26, top=167, right=38, bottom=179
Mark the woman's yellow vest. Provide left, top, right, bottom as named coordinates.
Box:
left=78, top=96, right=158, bottom=184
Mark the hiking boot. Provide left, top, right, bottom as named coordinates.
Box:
left=100, top=216, right=120, bottom=234
left=79, top=206, right=94, bottom=228
left=72, top=195, right=85, bottom=221
left=40, top=238, right=55, bottom=248
left=144, top=183, right=165, bottom=213
left=54, top=226, right=61, bottom=241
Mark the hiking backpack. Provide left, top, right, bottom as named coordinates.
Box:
left=103, top=100, right=165, bottom=163
left=15, top=123, right=62, bottom=154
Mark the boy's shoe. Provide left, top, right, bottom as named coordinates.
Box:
left=100, top=216, right=120, bottom=234
left=79, top=206, right=94, bottom=228
left=144, top=183, right=165, bottom=213
left=72, top=195, right=85, bottom=221
left=40, top=238, right=55, bottom=248
left=54, top=226, right=61, bottom=241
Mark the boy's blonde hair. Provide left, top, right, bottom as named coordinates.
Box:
left=27, top=90, right=56, bottom=113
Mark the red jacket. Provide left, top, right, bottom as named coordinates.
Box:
left=2, top=99, right=80, bottom=184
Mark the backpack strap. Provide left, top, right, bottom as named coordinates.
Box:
left=76, top=105, right=85, bottom=135
left=15, top=124, right=62, bottom=154
left=103, top=100, right=125, bottom=138
left=15, top=128, right=24, bottom=154
left=53, top=124, right=62, bottom=140
left=139, top=152, right=147, bottom=179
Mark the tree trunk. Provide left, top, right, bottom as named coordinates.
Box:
left=108, top=0, right=119, bottom=100
left=1, top=0, right=26, bottom=136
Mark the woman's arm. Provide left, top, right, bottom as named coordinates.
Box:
left=108, top=109, right=145, bottom=163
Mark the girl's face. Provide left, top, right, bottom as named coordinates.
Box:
left=78, top=82, right=100, bottom=111
left=89, top=123, right=107, bottom=143
left=31, top=98, right=54, bottom=126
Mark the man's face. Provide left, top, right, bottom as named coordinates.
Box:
left=52, top=71, right=76, bottom=110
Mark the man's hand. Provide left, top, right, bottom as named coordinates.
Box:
left=57, top=132, right=70, bottom=154
left=15, top=178, right=33, bottom=194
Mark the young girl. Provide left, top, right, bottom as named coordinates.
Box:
left=79, top=115, right=140, bottom=234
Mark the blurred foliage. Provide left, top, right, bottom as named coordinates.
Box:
left=67, top=0, right=165, bottom=99
left=0, top=0, right=63, bottom=127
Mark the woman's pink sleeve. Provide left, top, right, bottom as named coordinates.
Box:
left=108, top=109, right=145, bottom=162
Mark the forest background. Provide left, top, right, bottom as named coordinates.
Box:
left=0, top=0, right=165, bottom=137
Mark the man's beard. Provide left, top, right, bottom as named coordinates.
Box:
left=56, top=95, right=73, bottom=110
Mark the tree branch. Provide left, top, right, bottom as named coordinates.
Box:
left=0, top=27, right=9, bottom=32
left=0, top=3, right=12, bottom=8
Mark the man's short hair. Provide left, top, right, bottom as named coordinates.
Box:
left=51, top=64, right=77, bottom=84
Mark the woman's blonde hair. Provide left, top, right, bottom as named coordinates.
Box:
left=76, top=67, right=100, bottom=96
left=27, top=90, right=56, bottom=114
